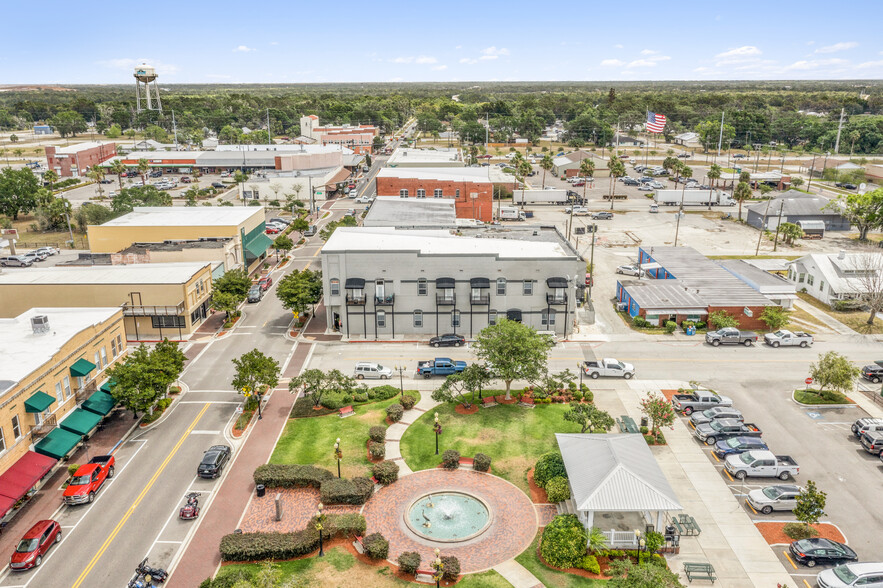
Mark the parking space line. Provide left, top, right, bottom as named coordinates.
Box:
left=724, top=469, right=734, bottom=482
left=783, top=551, right=797, bottom=570
left=747, top=501, right=758, bottom=515
left=711, top=452, right=720, bottom=463
left=803, top=579, right=812, bottom=588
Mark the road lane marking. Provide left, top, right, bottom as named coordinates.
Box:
left=154, top=540, right=183, bottom=544
left=190, top=430, right=221, bottom=435
left=803, top=580, right=812, bottom=588
left=71, top=403, right=210, bottom=588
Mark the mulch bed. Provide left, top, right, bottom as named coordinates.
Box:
left=455, top=404, right=480, bottom=415
left=659, top=389, right=679, bottom=402
left=755, top=522, right=845, bottom=545
left=535, top=545, right=612, bottom=580
left=526, top=469, right=549, bottom=504
left=366, top=440, right=384, bottom=463
left=495, top=395, right=518, bottom=405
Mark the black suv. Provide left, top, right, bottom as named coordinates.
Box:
left=429, top=334, right=466, bottom=348
left=862, top=364, right=883, bottom=383
left=197, top=445, right=231, bottom=478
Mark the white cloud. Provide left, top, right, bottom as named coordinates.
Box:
left=784, top=58, right=848, bottom=70
left=269, top=41, right=279, bottom=46
left=716, top=46, right=762, bottom=59
left=479, top=54, right=498, bottom=61
left=626, top=59, right=657, bottom=68
left=459, top=57, right=478, bottom=65
left=392, top=55, right=437, bottom=64
left=415, top=56, right=437, bottom=64
left=640, top=49, right=658, bottom=55
left=392, top=56, right=413, bottom=63
left=233, top=45, right=255, bottom=52
left=432, top=64, right=448, bottom=71
left=613, top=44, right=624, bottom=49
left=806, top=41, right=815, bottom=46
left=97, top=58, right=179, bottom=75
left=815, top=42, right=857, bottom=54
left=600, top=59, right=625, bottom=67
left=856, top=60, right=883, bottom=69
left=481, top=46, right=509, bottom=57
left=455, top=45, right=462, bottom=50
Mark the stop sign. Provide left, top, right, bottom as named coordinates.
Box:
left=805, top=377, right=813, bottom=385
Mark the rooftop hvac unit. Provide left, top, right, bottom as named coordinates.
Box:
left=31, top=314, right=50, bottom=334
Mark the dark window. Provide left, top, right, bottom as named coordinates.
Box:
left=489, top=310, right=497, bottom=325
left=451, top=310, right=460, bottom=327
left=417, top=189, right=426, bottom=198
left=151, top=315, right=186, bottom=329
left=496, top=278, right=506, bottom=295
left=330, top=279, right=340, bottom=296
left=399, top=189, right=408, bottom=197
left=418, top=279, right=427, bottom=295
left=434, top=188, right=443, bottom=197
left=377, top=310, right=386, bottom=328
left=523, top=281, right=533, bottom=295
left=413, top=310, right=423, bottom=327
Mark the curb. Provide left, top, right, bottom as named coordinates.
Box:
left=789, top=389, right=857, bottom=409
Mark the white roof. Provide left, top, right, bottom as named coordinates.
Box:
left=54, top=141, right=111, bottom=154
left=377, top=167, right=490, bottom=183
left=792, top=252, right=883, bottom=296
left=556, top=433, right=682, bottom=512
left=323, top=227, right=574, bottom=259
left=0, top=307, right=121, bottom=393
left=388, top=148, right=462, bottom=165
left=0, top=262, right=209, bottom=285
left=215, top=144, right=353, bottom=155
left=98, top=206, right=261, bottom=228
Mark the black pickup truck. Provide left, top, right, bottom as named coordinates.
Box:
left=693, top=418, right=762, bottom=445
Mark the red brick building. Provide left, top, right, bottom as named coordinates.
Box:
left=375, top=168, right=494, bottom=222
left=45, top=141, right=117, bottom=178
left=300, top=115, right=377, bottom=154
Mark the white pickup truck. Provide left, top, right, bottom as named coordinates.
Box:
left=724, top=450, right=799, bottom=481
left=763, top=330, right=813, bottom=348
left=582, top=358, right=635, bottom=379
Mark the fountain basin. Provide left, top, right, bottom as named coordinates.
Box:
left=404, top=492, right=492, bottom=543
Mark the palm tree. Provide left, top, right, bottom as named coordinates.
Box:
left=43, top=169, right=59, bottom=187
left=13, top=148, right=23, bottom=160
left=540, top=154, right=554, bottom=188
left=108, top=160, right=126, bottom=190
left=662, top=156, right=679, bottom=177
left=587, top=527, right=609, bottom=553
left=87, top=167, right=106, bottom=199
left=136, top=158, right=150, bottom=186
left=707, top=164, right=722, bottom=210
left=579, top=158, right=595, bottom=203
left=608, top=156, right=626, bottom=210
left=779, top=222, right=804, bottom=245
left=734, top=181, right=752, bottom=221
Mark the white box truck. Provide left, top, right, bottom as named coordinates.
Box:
left=513, top=188, right=568, bottom=205
left=654, top=189, right=734, bottom=206
left=498, top=206, right=526, bottom=221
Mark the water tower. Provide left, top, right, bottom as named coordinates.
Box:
left=134, top=63, right=162, bottom=112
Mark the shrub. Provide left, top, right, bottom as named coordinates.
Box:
left=664, top=321, right=677, bottom=334
left=397, top=551, right=421, bottom=575
left=67, top=464, right=80, bottom=478
left=578, top=555, right=601, bottom=574
left=639, top=425, right=649, bottom=434
left=343, top=394, right=353, bottom=403
left=320, top=396, right=345, bottom=410
left=400, top=394, right=416, bottom=410
left=632, top=316, right=650, bottom=328
left=583, top=389, right=594, bottom=403
left=441, top=555, right=460, bottom=581
left=369, top=425, right=387, bottom=443
left=386, top=403, right=404, bottom=422
left=540, top=515, right=588, bottom=569
left=371, top=385, right=399, bottom=400
left=695, top=321, right=707, bottom=329
left=373, top=460, right=399, bottom=484
left=681, top=320, right=695, bottom=329
left=367, top=390, right=376, bottom=400
left=253, top=464, right=334, bottom=489
left=319, top=477, right=374, bottom=505
left=473, top=453, right=491, bottom=472
left=363, top=532, right=389, bottom=559
left=442, top=449, right=461, bottom=469
left=784, top=522, right=819, bottom=540
left=355, top=393, right=368, bottom=403
left=534, top=452, right=567, bottom=488
left=219, top=514, right=366, bottom=562
left=572, top=390, right=583, bottom=402
left=317, top=513, right=367, bottom=536
left=546, top=476, right=571, bottom=502
left=368, top=440, right=385, bottom=459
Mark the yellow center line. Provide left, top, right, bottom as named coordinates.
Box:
left=72, top=403, right=211, bottom=588
left=783, top=551, right=798, bottom=570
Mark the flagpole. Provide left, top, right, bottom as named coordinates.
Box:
left=717, top=111, right=725, bottom=161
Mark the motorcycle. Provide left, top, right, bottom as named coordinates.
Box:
left=133, top=558, right=167, bottom=583
left=179, top=492, right=201, bottom=520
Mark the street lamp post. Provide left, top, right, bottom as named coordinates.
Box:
left=433, top=412, right=441, bottom=455
left=394, top=365, right=406, bottom=397
left=316, top=503, right=326, bottom=557
left=334, top=438, right=342, bottom=478
left=634, top=530, right=642, bottom=564
left=577, top=362, right=584, bottom=390
left=432, top=548, right=443, bottom=588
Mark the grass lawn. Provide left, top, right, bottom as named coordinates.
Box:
left=270, top=392, right=420, bottom=479
left=399, top=402, right=582, bottom=494
left=793, top=389, right=853, bottom=405
left=515, top=535, right=607, bottom=587
left=11, top=216, right=89, bottom=249
left=796, top=292, right=883, bottom=335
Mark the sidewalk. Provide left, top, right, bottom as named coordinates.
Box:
left=620, top=380, right=793, bottom=588
left=384, top=393, right=440, bottom=476
left=166, top=342, right=314, bottom=588
left=793, top=299, right=856, bottom=336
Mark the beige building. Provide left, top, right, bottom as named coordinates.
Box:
left=0, top=262, right=214, bottom=341
left=87, top=206, right=272, bottom=275
left=387, top=148, right=464, bottom=168
left=0, top=307, right=126, bottom=517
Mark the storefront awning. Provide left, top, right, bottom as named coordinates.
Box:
left=24, top=391, right=55, bottom=413
left=99, top=380, right=116, bottom=394
left=0, top=451, right=57, bottom=516
left=59, top=409, right=103, bottom=437
left=82, top=391, right=116, bottom=417
left=470, top=278, right=490, bottom=288
left=546, top=277, right=568, bottom=288
left=70, top=358, right=97, bottom=378
left=245, top=233, right=273, bottom=258
left=436, top=277, right=455, bottom=288
left=507, top=309, right=523, bottom=322
left=34, top=428, right=81, bottom=460
left=345, top=278, right=366, bottom=289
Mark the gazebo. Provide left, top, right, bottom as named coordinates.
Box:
left=556, top=433, right=682, bottom=547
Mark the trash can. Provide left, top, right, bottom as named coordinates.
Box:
left=256, top=484, right=265, bottom=497
left=686, top=326, right=696, bottom=336
left=640, top=417, right=648, bottom=428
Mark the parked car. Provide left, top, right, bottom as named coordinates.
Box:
left=9, top=520, right=61, bottom=570
left=650, top=181, right=666, bottom=189
left=354, top=361, right=393, bottom=380
left=565, top=206, right=590, bottom=216
left=582, top=358, right=635, bottom=379
left=269, top=217, right=291, bottom=226
left=429, top=333, right=466, bottom=348
left=622, top=178, right=640, bottom=186
left=615, top=265, right=645, bottom=277
left=197, top=445, right=231, bottom=479
left=677, top=153, right=692, bottom=158
left=852, top=417, right=883, bottom=438
left=0, top=255, right=32, bottom=267
left=258, top=276, right=272, bottom=291
left=355, top=195, right=373, bottom=204
left=62, top=456, right=115, bottom=505
left=816, top=563, right=883, bottom=587
left=746, top=484, right=801, bottom=514
left=592, top=211, right=614, bottom=220
left=345, top=209, right=356, bottom=217
left=671, top=390, right=733, bottom=415
left=211, top=182, right=226, bottom=189
left=638, top=184, right=653, bottom=191
left=417, top=358, right=468, bottom=378
left=861, top=364, right=883, bottom=384
left=733, top=154, right=748, bottom=159
left=21, top=251, right=48, bottom=263
left=712, top=436, right=768, bottom=458
left=689, top=406, right=743, bottom=427
left=694, top=419, right=762, bottom=445
left=303, top=225, right=318, bottom=237
left=790, top=538, right=857, bottom=568
left=763, top=330, right=813, bottom=348
left=265, top=226, right=281, bottom=235
left=859, top=430, right=883, bottom=455
left=247, top=285, right=263, bottom=303
left=724, top=450, right=799, bottom=480
left=705, top=327, right=758, bottom=347
left=34, top=247, right=59, bottom=257
left=180, top=176, right=192, bottom=183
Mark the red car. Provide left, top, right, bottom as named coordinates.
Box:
left=265, top=226, right=281, bottom=234
left=585, top=273, right=594, bottom=287
left=10, top=520, right=61, bottom=570
left=62, top=455, right=114, bottom=505
left=258, top=276, right=272, bottom=291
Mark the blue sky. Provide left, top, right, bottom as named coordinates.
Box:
left=5, top=0, right=883, bottom=83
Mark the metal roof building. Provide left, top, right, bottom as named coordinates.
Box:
left=745, top=192, right=850, bottom=232
left=363, top=197, right=457, bottom=228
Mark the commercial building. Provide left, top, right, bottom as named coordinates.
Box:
left=62, top=238, right=236, bottom=279
left=87, top=206, right=272, bottom=274
left=299, top=115, right=378, bottom=154
left=321, top=226, right=585, bottom=339
left=717, top=259, right=798, bottom=310
left=745, top=192, right=850, bottom=232
left=239, top=167, right=353, bottom=203
left=363, top=197, right=457, bottom=228
left=375, top=167, right=494, bottom=222
left=387, top=148, right=464, bottom=168
left=33, top=125, right=53, bottom=136
left=45, top=141, right=118, bottom=178
left=787, top=251, right=883, bottom=306
left=0, top=262, right=214, bottom=341
left=616, top=246, right=774, bottom=329
left=552, top=150, right=604, bottom=178
left=0, top=307, right=126, bottom=519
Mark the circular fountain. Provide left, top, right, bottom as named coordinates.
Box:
left=405, top=492, right=492, bottom=543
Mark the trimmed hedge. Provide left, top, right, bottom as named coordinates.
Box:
left=309, top=512, right=367, bottom=536
left=373, top=460, right=399, bottom=484
left=363, top=532, right=389, bottom=559
left=473, top=452, right=491, bottom=472
left=546, top=475, right=571, bottom=503
left=371, top=385, right=400, bottom=400
left=578, top=554, right=601, bottom=574
left=442, top=449, right=460, bottom=469
left=219, top=513, right=366, bottom=561
left=386, top=403, right=404, bottom=422
left=253, top=464, right=334, bottom=489
left=320, top=476, right=374, bottom=505
left=397, top=551, right=421, bottom=575
left=540, top=515, right=587, bottom=569
left=368, top=439, right=385, bottom=459
left=400, top=394, right=417, bottom=410
left=441, top=555, right=460, bottom=581
left=534, top=452, right=567, bottom=488
left=369, top=425, right=387, bottom=443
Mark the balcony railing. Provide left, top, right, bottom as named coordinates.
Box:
left=75, top=380, right=97, bottom=404
left=546, top=293, right=568, bottom=305
left=436, top=293, right=456, bottom=305
left=122, top=301, right=185, bottom=317
left=375, top=294, right=395, bottom=306
left=346, top=293, right=367, bottom=305
left=470, top=294, right=490, bottom=305
left=29, top=414, right=57, bottom=440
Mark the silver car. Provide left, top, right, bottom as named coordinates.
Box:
left=0, top=255, right=33, bottom=267
left=690, top=406, right=743, bottom=427
left=746, top=484, right=801, bottom=514
left=817, top=563, right=883, bottom=587
left=353, top=362, right=392, bottom=380
left=615, top=265, right=645, bottom=277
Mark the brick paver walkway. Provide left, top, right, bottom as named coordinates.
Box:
left=360, top=469, right=537, bottom=573
left=240, top=487, right=360, bottom=533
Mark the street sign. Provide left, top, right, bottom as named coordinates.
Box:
left=805, top=377, right=813, bottom=385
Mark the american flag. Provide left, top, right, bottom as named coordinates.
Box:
left=646, top=111, right=666, bottom=133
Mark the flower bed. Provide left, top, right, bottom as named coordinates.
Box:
left=755, top=522, right=845, bottom=545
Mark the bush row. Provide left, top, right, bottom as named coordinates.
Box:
left=253, top=464, right=334, bottom=489
left=373, top=460, right=399, bottom=484
left=319, top=477, right=374, bottom=505
left=219, top=513, right=366, bottom=561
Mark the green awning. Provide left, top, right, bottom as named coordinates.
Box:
left=99, top=380, right=116, bottom=394
left=34, top=428, right=81, bottom=460
left=245, top=233, right=273, bottom=258
left=24, top=391, right=55, bottom=413
left=58, top=409, right=103, bottom=436
left=82, top=391, right=116, bottom=417
left=70, top=358, right=97, bottom=378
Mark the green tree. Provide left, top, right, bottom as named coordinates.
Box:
left=319, top=216, right=357, bottom=241
left=563, top=402, right=615, bottom=433
left=276, top=268, right=323, bottom=315
left=37, top=195, right=72, bottom=230
left=639, top=392, right=676, bottom=437
left=105, top=124, right=122, bottom=139
left=696, top=119, right=735, bottom=153
left=540, top=154, right=554, bottom=188
left=432, top=363, right=492, bottom=408
left=759, top=306, right=790, bottom=331
left=793, top=480, right=827, bottom=535
left=608, top=155, right=626, bottom=210
left=472, top=318, right=549, bottom=400
left=809, top=351, right=860, bottom=395
left=791, top=177, right=804, bottom=188
left=136, top=158, right=150, bottom=186
left=607, top=558, right=683, bottom=588
left=290, top=217, right=309, bottom=234
left=231, top=349, right=280, bottom=420
left=707, top=163, right=722, bottom=188
left=48, top=110, right=87, bottom=138
left=106, top=344, right=165, bottom=419
left=87, top=167, right=106, bottom=199
left=73, top=202, right=116, bottom=231
left=9, top=134, right=17, bottom=143
left=213, top=268, right=252, bottom=302
left=778, top=222, right=804, bottom=245
left=110, top=185, right=172, bottom=214
left=152, top=338, right=186, bottom=398
left=43, top=169, right=59, bottom=186
left=289, top=368, right=328, bottom=408
left=827, top=188, right=883, bottom=241
left=273, top=234, right=293, bottom=259
left=142, top=125, right=169, bottom=142
left=540, top=515, right=587, bottom=570
left=0, top=167, right=40, bottom=219
left=733, top=181, right=752, bottom=221
left=210, top=290, right=240, bottom=318
left=708, top=310, right=739, bottom=329
left=108, top=159, right=126, bottom=190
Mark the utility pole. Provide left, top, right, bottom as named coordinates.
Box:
left=716, top=111, right=725, bottom=159
left=267, top=109, right=272, bottom=147
left=171, top=110, right=178, bottom=149
left=755, top=196, right=774, bottom=255
left=588, top=226, right=596, bottom=304
left=807, top=154, right=816, bottom=192
left=673, top=203, right=684, bottom=247
left=834, top=108, right=845, bottom=155
left=773, top=201, right=785, bottom=252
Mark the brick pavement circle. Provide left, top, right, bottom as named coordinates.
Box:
left=360, top=468, right=537, bottom=573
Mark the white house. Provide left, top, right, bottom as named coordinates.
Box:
left=787, top=251, right=883, bottom=306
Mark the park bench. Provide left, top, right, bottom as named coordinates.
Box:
left=415, top=569, right=436, bottom=583
left=482, top=397, right=498, bottom=408
left=339, top=405, right=355, bottom=418
left=519, top=397, right=536, bottom=409
left=371, top=475, right=380, bottom=485
left=458, top=457, right=474, bottom=469
left=617, top=415, right=640, bottom=434
left=683, top=562, right=716, bottom=583
left=677, top=514, right=701, bottom=536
